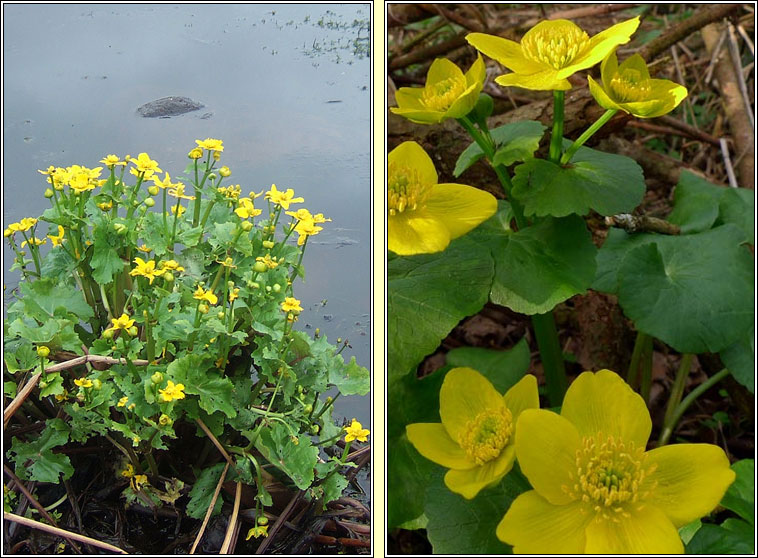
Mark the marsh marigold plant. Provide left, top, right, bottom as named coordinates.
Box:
left=387, top=141, right=497, bottom=255
left=499, top=370, right=735, bottom=554
left=406, top=368, right=539, bottom=499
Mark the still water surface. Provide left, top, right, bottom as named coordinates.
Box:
left=3, top=4, right=371, bottom=425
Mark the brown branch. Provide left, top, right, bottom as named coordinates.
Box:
left=605, top=214, right=681, bottom=235
left=219, top=481, right=242, bottom=554
left=388, top=32, right=468, bottom=72
left=4, top=512, right=127, bottom=554
left=255, top=490, right=305, bottom=554
left=548, top=4, right=637, bottom=20
left=190, top=461, right=230, bottom=554
left=628, top=120, right=720, bottom=146
left=638, top=4, right=743, bottom=62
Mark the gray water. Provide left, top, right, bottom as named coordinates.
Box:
left=2, top=4, right=371, bottom=429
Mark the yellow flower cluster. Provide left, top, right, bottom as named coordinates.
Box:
left=38, top=165, right=105, bottom=193
left=344, top=419, right=370, bottom=443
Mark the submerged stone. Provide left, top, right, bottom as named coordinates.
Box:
left=136, top=96, right=204, bottom=118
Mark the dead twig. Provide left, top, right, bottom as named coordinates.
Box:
left=4, top=512, right=128, bottom=554
left=548, top=4, right=636, bottom=20
left=719, top=138, right=739, bottom=188
left=388, top=32, right=468, bottom=72
left=726, top=21, right=754, bottom=129
left=628, top=120, right=719, bottom=146
left=255, top=489, right=305, bottom=554
left=195, top=418, right=234, bottom=465
left=219, top=481, right=242, bottom=554
left=190, top=461, right=230, bottom=554
left=604, top=214, right=681, bottom=235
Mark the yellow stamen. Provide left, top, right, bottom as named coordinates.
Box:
left=387, top=163, right=431, bottom=216
left=458, top=407, right=513, bottom=465
left=421, top=75, right=467, bottom=111
left=521, top=22, right=589, bottom=70
left=609, top=69, right=652, bottom=102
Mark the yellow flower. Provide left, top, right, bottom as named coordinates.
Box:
left=344, top=418, right=370, bottom=443
left=74, top=377, right=93, bottom=389
left=229, top=287, right=240, bottom=302
left=391, top=55, right=486, bottom=124
left=97, top=200, right=113, bottom=211
left=311, top=213, right=331, bottom=224
left=265, top=184, right=304, bottom=209
left=388, top=141, right=497, bottom=256
left=281, top=297, right=303, bottom=314
left=499, top=369, right=735, bottom=554
left=188, top=147, right=204, bottom=159
left=117, top=396, right=129, bottom=408
left=256, top=254, right=280, bottom=269
left=121, top=463, right=135, bottom=478
left=159, top=259, right=185, bottom=272
left=195, top=138, right=224, bottom=152
left=293, top=218, right=323, bottom=246
left=167, top=182, right=194, bottom=200
left=131, top=474, right=148, bottom=490
left=159, top=414, right=173, bottom=426
left=151, top=172, right=179, bottom=190
left=8, top=217, right=38, bottom=233
left=235, top=197, right=262, bottom=219
left=158, top=380, right=186, bottom=402
left=105, top=313, right=135, bottom=336
left=99, top=154, right=126, bottom=168
left=218, top=185, right=241, bottom=200
left=170, top=204, right=186, bottom=217
left=285, top=208, right=313, bottom=221
left=136, top=244, right=152, bottom=254
left=131, top=152, right=162, bottom=178
left=20, top=237, right=47, bottom=248
left=588, top=51, right=688, bottom=118
left=245, top=525, right=269, bottom=539
left=467, top=17, right=640, bottom=91
left=193, top=285, right=218, bottom=305
left=407, top=368, right=538, bottom=499
left=47, top=225, right=65, bottom=247
left=129, top=257, right=166, bottom=284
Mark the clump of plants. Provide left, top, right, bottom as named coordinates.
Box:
left=4, top=139, right=370, bottom=543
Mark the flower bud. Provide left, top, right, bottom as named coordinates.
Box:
left=227, top=281, right=235, bottom=290
left=127, top=326, right=138, bottom=337
left=304, top=404, right=313, bottom=414
left=159, top=414, right=173, bottom=426
left=208, top=173, right=217, bottom=181
left=92, top=379, right=102, bottom=390
left=240, top=221, right=253, bottom=232
left=77, top=392, right=86, bottom=402
left=272, top=283, right=281, bottom=293
left=189, top=147, right=203, bottom=159
left=198, top=303, right=209, bottom=314
left=103, top=328, right=115, bottom=339
left=44, top=188, right=54, bottom=199
left=151, top=371, right=164, bottom=384
left=247, top=281, right=260, bottom=289
left=144, top=197, right=155, bottom=207
left=310, top=424, right=320, bottom=435
left=257, top=516, right=269, bottom=526
left=262, top=240, right=275, bottom=249
left=148, top=185, right=160, bottom=196
left=138, top=205, right=147, bottom=214
left=163, top=272, right=174, bottom=283
left=113, top=223, right=127, bottom=234
left=253, top=261, right=267, bottom=273
left=219, top=166, right=231, bottom=177
left=213, top=151, right=221, bottom=161
left=37, top=346, right=50, bottom=358
left=265, top=285, right=272, bottom=292
left=217, top=311, right=225, bottom=319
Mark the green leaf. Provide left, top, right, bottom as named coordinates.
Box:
left=616, top=225, right=754, bottom=353
left=169, top=355, right=236, bottom=418
left=721, top=330, right=755, bottom=393
left=327, top=356, right=370, bottom=396
left=425, top=468, right=530, bottom=554
left=454, top=121, right=546, bottom=177
left=512, top=141, right=645, bottom=217
left=19, top=278, right=93, bottom=322
left=718, top=188, right=754, bottom=243
left=686, top=519, right=754, bottom=554
left=388, top=234, right=492, bottom=384
left=7, top=419, right=73, bottom=483
left=592, top=227, right=652, bottom=293
left=471, top=206, right=597, bottom=314
left=186, top=463, right=226, bottom=519
left=679, top=519, right=702, bottom=545
left=90, top=224, right=125, bottom=284
left=445, top=338, right=530, bottom=394
left=721, top=459, right=754, bottom=525
left=255, top=423, right=319, bottom=490
left=322, top=472, right=349, bottom=504
left=4, top=342, right=37, bottom=373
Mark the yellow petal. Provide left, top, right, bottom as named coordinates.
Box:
left=495, top=71, right=572, bottom=91
left=563, top=17, right=640, bottom=78
left=584, top=504, right=684, bottom=554
left=560, top=369, right=651, bottom=449
left=465, top=33, right=539, bottom=75
left=392, top=87, right=426, bottom=110
left=502, top=373, right=539, bottom=424
left=439, top=367, right=504, bottom=443
left=600, top=49, right=619, bottom=88
left=514, top=409, right=581, bottom=505
left=426, top=57, right=465, bottom=86
left=617, top=52, right=651, bottom=81
left=444, top=444, right=515, bottom=499
left=464, top=54, right=486, bottom=88
left=405, top=423, right=476, bottom=470
left=497, top=490, right=591, bottom=553
left=641, top=443, right=735, bottom=528
left=588, top=75, right=623, bottom=112
left=423, top=183, right=497, bottom=239
left=623, top=79, right=688, bottom=118
left=388, top=141, right=438, bottom=186
left=389, top=106, right=447, bottom=125
left=388, top=212, right=451, bottom=255
left=443, top=82, right=483, bottom=120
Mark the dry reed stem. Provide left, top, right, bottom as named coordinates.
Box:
left=4, top=512, right=128, bottom=554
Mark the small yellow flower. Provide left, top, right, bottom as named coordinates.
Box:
left=121, top=464, right=135, bottom=478
left=136, top=244, right=152, bottom=254
left=256, top=254, right=280, bottom=269
left=74, top=377, right=93, bottom=389
left=388, top=141, right=496, bottom=255
left=588, top=51, right=688, bottom=118
left=235, top=197, right=262, bottom=219
left=281, top=297, right=303, bottom=314
left=159, top=414, right=173, bottom=426
left=20, top=237, right=47, bottom=248
left=170, top=204, right=186, bottom=216
left=131, top=474, right=148, bottom=490
left=131, top=152, right=162, bottom=178
left=167, top=182, right=194, bottom=200
left=229, top=287, right=240, bottom=302
left=158, top=380, right=186, bottom=402
left=285, top=208, right=313, bottom=221
left=218, top=185, right=242, bottom=200
left=498, top=370, right=735, bottom=554
left=188, top=147, right=204, bottom=159
left=55, top=390, right=69, bottom=402
left=391, top=55, right=486, bottom=124
left=193, top=285, right=218, bottom=305
left=467, top=17, right=640, bottom=91
left=129, top=257, right=166, bottom=284
left=265, top=184, right=304, bottom=209
left=128, top=403, right=136, bottom=411
left=159, top=259, right=185, bottom=272
left=195, top=138, right=224, bottom=152
left=245, top=525, right=269, bottom=539
left=407, top=368, right=539, bottom=499
left=106, top=313, right=135, bottom=334
left=8, top=217, right=38, bottom=233
left=97, top=200, right=113, bottom=211
left=344, top=418, right=370, bottom=443
left=293, top=218, right=323, bottom=246
left=151, top=171, right=179, bottom=190
left=99, top=154, right=126, bottom=168
left=117, top=396, right=129, bottom=408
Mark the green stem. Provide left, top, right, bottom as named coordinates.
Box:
left=659, top=368, right=731, bottom=446
left=658, top=354, right=694, bottom=445
left=560, top=109, right=618, bottom=165
left=639, top=336, right=654, bottom=405
left=549, top=90, right=565, bottom=163
left=627, top=331, right=653, bottom=401
left=531, top=312, right=567, bottom=407
left=289, top=236, right=308, bottom=284
left=315, top=393, right=340, bottom=420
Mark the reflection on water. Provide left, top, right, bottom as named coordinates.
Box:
left=2, top=4, right=371, bottom=427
